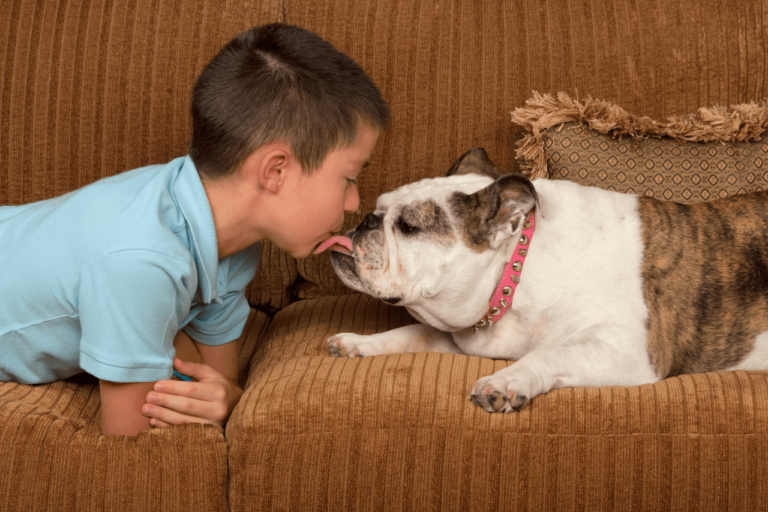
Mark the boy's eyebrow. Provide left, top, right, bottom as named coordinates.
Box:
left=361, top=161, right=371, bottom=169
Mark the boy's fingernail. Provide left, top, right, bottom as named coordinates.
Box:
left=147, top=393, right=158, bottom=403
left=142, top=405, right=152, bottom=415
left=155, top=384, right=164, bottom=393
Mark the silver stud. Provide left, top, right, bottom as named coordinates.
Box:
left=502, top=286, right=512, bottom=296
left=520, top=234, right=529, bottom=245
left=512, top=275, right=520, bottom=283
left=518, top=248, right=528, bottom=257
left=523, top=221, right=531, bottom=229
left=499, top=298, right=508, bottom=308
left=512, top=260, right=522, bottom=272
left=489, top=307, right=501, bottom=316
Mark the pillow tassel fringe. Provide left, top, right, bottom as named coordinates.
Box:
left=511, top=92, right=768, bottom=179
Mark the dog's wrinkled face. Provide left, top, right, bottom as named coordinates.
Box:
left=330, top=148, right=537, bottom=331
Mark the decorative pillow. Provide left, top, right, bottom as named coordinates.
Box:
left=512, top=92, right=768, bottom=202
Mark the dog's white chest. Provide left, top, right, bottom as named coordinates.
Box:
left=451, top=310, right=546, bottom=360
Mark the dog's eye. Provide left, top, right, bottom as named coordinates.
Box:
left=398, top=218, right=418, bottom=234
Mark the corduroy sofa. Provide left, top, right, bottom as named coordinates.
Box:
left=2, top=1, right=768, bottom=511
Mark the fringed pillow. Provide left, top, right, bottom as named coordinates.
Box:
left=512, top=92, right=768, bottom=202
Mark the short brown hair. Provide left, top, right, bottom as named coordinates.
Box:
left=189, top=23, right=391, bottom=179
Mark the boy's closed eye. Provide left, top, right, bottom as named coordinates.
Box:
left=346, top=161, right=370, bottom=186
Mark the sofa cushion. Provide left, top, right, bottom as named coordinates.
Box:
left=0, top=307, right=269, bottom=512
left=227, top=294, right=768, bottom=511
left=513, top=92, right=768, bottom=202
left=0, top=381, right=228, bottom=512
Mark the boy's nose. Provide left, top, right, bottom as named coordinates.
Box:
left=344, top=185, right=360, bottom=213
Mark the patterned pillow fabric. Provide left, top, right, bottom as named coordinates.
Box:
left=512, top=92, right=768, bottom=203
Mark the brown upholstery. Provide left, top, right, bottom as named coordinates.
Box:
left=229, top=295, right=768, bottom=512
left=2, top=0, right=768, bottom=510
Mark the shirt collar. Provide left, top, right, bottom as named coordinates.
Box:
left=172, top=156, right=221, bottom=304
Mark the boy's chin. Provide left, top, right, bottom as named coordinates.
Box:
left=273, top=240, right=320, bottom=259
left=286, top=245, right=314, bottom=259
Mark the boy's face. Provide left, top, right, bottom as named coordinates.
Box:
left=275, top=123, right=379, bottom=258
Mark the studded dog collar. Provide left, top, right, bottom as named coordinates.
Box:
left=472, top=210, right=536, bottom=334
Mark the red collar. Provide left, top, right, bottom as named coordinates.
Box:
left=472, top=210, right=536, bottom=334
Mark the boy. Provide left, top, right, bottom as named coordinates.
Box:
left=0, top=23, right=390, bottom=436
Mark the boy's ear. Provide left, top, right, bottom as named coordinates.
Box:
left=242, top=145, right=292, bottom=193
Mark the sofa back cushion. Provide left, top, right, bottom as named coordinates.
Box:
left=288, top=0, right=768, bottom=298
left=4, top=0, right=768, bottom=305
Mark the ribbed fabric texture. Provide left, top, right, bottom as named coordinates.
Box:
left=0, top=309, right=270, bottom=512
left=0, top=381, right=229, bottom=512
left=228, top=295, right=768, bottom=512
left=292, top=0, right=768, bottom=298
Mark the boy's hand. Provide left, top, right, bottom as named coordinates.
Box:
left=142, top=358, right=243, bottom=428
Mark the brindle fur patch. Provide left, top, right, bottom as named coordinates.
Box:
left=399, top=200, right=454, bottom=242
left=639, top=192, right=768, bottom=377
left=450, top=174, right=538, bottom=252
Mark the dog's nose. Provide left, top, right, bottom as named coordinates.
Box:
left=358, top=212, right=382, bottom=232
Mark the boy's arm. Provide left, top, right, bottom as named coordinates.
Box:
left=99, top=380, right=155, bottom=436
left=141, top=331, right=244, bottom=429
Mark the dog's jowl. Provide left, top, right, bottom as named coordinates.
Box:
left=319, top=147, right=768, bottom=413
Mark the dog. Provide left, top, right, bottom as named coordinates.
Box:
left=317, top=147, right=768, bottom=413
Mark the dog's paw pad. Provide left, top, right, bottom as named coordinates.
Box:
left=488, top=391, right=506, bottom=411
left=510, top=394, right=529, bottom=410
left=468, top=375, right=533, bottom=413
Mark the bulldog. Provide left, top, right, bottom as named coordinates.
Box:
left=314, top=147, right=768, bottom=413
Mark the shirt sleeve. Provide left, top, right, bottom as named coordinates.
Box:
left=184, top=242, right=261, bottom=346
left=78, top=250, right=194, bottom=382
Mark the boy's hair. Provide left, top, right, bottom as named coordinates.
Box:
left=189, top=23, right=391, bottom=179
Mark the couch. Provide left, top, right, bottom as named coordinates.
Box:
left=2, top=0, right=767, bottom=511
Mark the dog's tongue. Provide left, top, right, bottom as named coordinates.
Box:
left=313, top=235, right=353, bottom=255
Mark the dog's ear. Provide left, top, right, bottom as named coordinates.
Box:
left=445, top=148, right=503, bottom=179
left=450, top=173, right=538, bottom=250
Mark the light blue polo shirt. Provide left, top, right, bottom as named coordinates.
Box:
left=0, top=156, right=261, bottom=384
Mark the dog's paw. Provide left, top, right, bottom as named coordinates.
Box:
left=327, top=333, right=378, bottom=358
left=467, top=372, right=531, bottom=413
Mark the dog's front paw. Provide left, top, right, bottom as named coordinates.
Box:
left=468, top=371, right=531, bottom=413
left=327, top=333, right=377, bottom=357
